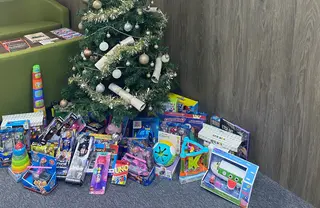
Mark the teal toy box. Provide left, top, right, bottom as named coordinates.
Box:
left=201, top=148, right=259, bottom=208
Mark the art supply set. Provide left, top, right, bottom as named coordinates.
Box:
left=0, top=93, right=258, bottom=207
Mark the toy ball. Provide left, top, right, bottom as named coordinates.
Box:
left=153, top=142, right=176, bottom=167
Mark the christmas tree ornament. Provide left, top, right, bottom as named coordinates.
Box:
left=147, top=73, right=151, bottom=78
left=124, top=22, right=133, bottom=32
left=152, top=57, right=162, bottom=83
left=146, top=30, right=151, bottom=35
left=112, top=69, right=122, bottom=79
left=135, top=24, right=140, bottom=29
left=112, top=133, right=121, bottom=142
left=108, top=83, right=146, bottom=111
left=92, top=0, right=102, bottom=10
left=60, top=99, right=68, bottom=108
left=139, top=53, right=150, bottom=65
left=106, top=32, right=111, bottom=38
left=82, top=69, right=88, bottom=75
left=78, top=22, right=84, bottom=30
left=72, top=66, right=76, bottom=71
left=154, top=44, right=159, bottom=49
left=173, top=72, right=177, bottom=77
left=137, top=8, right=143, bottom=15
left=125, top=88, right=130, bottom=92
left=126, top=61, right=131, bottom=66
left=96, top=83, right=105, bottom=93
left=150, top=62, right=155, bottom=67
left=109, top=103, right=113, bottom=109
left=83, top=48, right=92, bottom=57
left=151, top=0, right=154, bottom=4
left=148, top=106, right=153, bottom=111
left=161, top=54, right=170, bottom=63
left=99, top=41, right=109, bottom=51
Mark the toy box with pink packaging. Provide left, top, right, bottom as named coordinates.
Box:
left=201, top=148, right=259, bottom=208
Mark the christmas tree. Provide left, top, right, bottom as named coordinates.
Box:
left=62, top=0, right=178, bottom=124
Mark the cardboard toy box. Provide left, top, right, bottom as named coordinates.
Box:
left=168, top=93, right=199, bottom=114
left=155, top=156, right=180, bottom=180
left=201, top=148, right=259, bottom=208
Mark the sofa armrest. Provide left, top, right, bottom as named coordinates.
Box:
left=37, top=0, right=70, bottom=28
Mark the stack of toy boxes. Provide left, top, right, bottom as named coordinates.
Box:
left=201, top=148, right=259, bottom=207
left=1, top=112, right=44, bottom=150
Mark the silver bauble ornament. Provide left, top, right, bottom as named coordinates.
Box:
left=72, top=66, right=76, bottom=71
left=126, top=88, right=130, bottom=92
left=161, top=54, right=170, bottom=63
left=151, top=0, right=154, bottom=4
left=137, top=8, right=143, bottom=15
left=126, top=61, right=131, bottom=66
left=146, top=30, right=151, bottom=35
left=99, top=41, right=109, bottom=51
left=92, top=0, right=102, bottom=9
left=150, top=62, right=155, bottom=67
left=154, top=45, right=159, bottom=49
left=147, top=73, right=151, bottom=78
left=83, top=48, right=92, bottom=57
left=60, top=99, right=68, bottom=108
left=112, top=69, right=122, bottom=79
left=106, top=33, right=111, bottom=38
left=96, top=83, right=105, bottom=93
left=78, top=22, right=84, bottom=30
left=135, top=24, right=140, bottom=29
left=148, top=106, right=153, bottom=111
left=139, top=53, right=150, bottom=65
left=124, top=22, right=133, bottom=32
left=112, top=133, right=121, bottom=142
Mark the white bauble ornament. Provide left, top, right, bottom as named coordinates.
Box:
left=146, top=30, right=151, bottom=35
left=147, top=73, right=151, bottom=78
left=126, top=88, right=130, bottom=92
left=161, top=54, right=170, bottom=63
left=135, top=24, right=140, bottom=29
left=60, top=99, right=68, bottom=108
left=96, top=83, right=105, bottom=93
left=139, top=53, right=150, bottom=65
left=137, top=8, right=143, bottom=15
left=78, top=22, right=84, bottom=30
left=124, top=22, right=133, bottom=32
left=92, top=0, right=102, bottom=9
left=151, top=0, right=154, bottom=4
left=106, top=33, right=111, bottom=38
left=154, top=45, right=159, bottom=49
left=150, top=62, right=155, bottom=67
left=148, top=106, right=153, bottom=111
left=112, top=69, right=122, bottom=79
left=126, top=61, right=131, bottom=66
left=99, top=41, right=109, bottom=51
left=72, top=66, right=76, bottom=71
left=174, top=72, right=177, bottom=77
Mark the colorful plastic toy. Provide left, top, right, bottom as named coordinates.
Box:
left=10, top=142, right=30, bottom=174
left=153, top=141, right=176, bottom=167
left=22, top=152, right=57, bottom=195
left=179, top=137, right=208, bottom=184
left=201, top=148, right=259, bottom=208
left=32, top=65, right=46, bottom=122
left=89, top=153, right=111, bottom=194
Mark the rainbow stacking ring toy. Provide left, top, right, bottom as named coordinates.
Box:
left=11, top=142, right=30, bottom=174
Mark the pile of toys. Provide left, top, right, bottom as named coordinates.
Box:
left=0, top=93, right=259, bottom=207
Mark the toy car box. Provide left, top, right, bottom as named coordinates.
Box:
left=132, top=117, right=160, bottom=144
left=155, top=156, right=180, bottom=180
left=21, top=152, right=57, bottom=195
left=201, top=148, right=259, bottom=208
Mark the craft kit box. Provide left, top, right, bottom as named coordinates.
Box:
left=201, top=148, right=259, bottom=208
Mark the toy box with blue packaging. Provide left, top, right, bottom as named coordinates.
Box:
left=160, top=112, right=206, bottom=141
left=168, top=93, right=199, bottom=114
left=155, top=156, right=180, bottom=180
left=132, top=117, right=160, bottom=144
left=201, top=148, right=259, bottom=207
left=21, top=151, right=57, bottom=195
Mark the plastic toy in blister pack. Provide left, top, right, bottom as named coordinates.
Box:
left=127, top=139, right=154, bottom=171
left=122, top=153, right=149, bottom=177
left=160, top=122, right=191, bottom=142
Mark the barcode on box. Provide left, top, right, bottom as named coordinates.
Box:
left=133, top=121, right=142, bottom=129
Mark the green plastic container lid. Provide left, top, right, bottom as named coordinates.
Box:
left=33, top=65, right=40, bottom=73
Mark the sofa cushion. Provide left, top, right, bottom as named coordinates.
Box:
left=0, top=21, right=61, bottom=41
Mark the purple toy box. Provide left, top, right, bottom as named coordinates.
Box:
left=89, top=153, right=111, bottom=195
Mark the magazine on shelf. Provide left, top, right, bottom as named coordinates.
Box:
left=51, top=28, right=82, bottom=40
left=24, top=32, right=50, bottom=43
left=0, top=38, right=31, bottom=52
